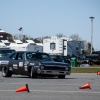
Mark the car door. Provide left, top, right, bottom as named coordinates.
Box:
left=9, top=53, right=19, bottom=74
left=15, top=52, right=25, bottom=74
left=9, top=52, right=25, bottom=74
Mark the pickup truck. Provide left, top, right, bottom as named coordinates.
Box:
left=85, top=54, right=100, bottom=65
left=0, top=51, right=71, bottom=78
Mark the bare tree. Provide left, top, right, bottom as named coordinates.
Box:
left=13, top=33, right=33, bottom=40
left=69, top=34, right=82, bottom=41
left=56, top=33, right=65, bottom=38
left=35, top=36, right=51, bottom=43
left=42, top=36, right=51, bottom=39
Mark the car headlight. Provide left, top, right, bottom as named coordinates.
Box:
left=65, top=67, right=69, bottom=71
left=40, top=65, right=44, bottom=70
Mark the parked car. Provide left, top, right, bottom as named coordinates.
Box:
left=50, top=54, right=70, bottom=65
left=0, top=51, right=71, bottom=78
left=0, top=49, right=15, bottom=58
left=85, top=54, right=100, bottom=65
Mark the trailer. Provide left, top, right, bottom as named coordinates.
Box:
left=2, top=40, right=42, bottom=52
left=43, top=36, right=85, bottom=57
left=8, top=43, right=43, bottom=52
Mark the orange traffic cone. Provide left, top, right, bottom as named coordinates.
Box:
left=15, top=84, right=29, bottom=92
left=97, top=71, right=100, bottom=75
left=79, top=82, right=91, bottom=89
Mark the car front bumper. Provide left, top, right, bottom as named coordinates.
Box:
left=37, top=69, right=71, bottom=75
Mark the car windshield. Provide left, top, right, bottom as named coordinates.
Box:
left=26, top=52, right=52, bottom=61
left=50, top=55, right=64, bottom=60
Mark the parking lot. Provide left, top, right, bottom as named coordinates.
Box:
left=0, top=72, right=100, bottom=100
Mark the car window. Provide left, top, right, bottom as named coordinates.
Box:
left=58, top=56, right=64, bottom=60
left=16, top=53, right=24, bottom=60
left=50, top=55, right=67, bottom=62
left=26, top=53, right=52, bottom=61
left=10, top=53, right=17, bottom=60
left=50, top=55, right=57, bottom=59
left=10, top=53, right=24, bottom=60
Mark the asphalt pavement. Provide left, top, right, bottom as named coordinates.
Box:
left=0, top=72, right=100, bottom=100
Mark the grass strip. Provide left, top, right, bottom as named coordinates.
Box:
left=71, top=67, right=100, bottom=73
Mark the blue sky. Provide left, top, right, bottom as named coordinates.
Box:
left=0, top=0, right=100, bottom=50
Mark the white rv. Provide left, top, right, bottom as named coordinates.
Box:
left=43, top=36, right=85, bottom=57
left=7, top=40, right=43, bottom=52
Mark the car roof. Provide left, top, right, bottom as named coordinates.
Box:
left=15, top=51, right=48, bottom=54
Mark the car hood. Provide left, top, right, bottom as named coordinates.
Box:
left=40, top=61, right=70, bottom=66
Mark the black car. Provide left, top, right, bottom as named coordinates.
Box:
left=50, top=55, right=70, bottom=65
left=0, top=51, right=71, bottom=78
left=0, top=49, right=15, bottom=58
left=85, top=54, right=100, bottom=65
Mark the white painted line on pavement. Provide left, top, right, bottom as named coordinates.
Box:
left=0, top=90, right=100, bottom=94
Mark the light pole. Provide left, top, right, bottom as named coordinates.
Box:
left=89, top=16, right=94, bottom=54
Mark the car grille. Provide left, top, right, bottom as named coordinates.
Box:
left=44, top=65, right=65, bottom=71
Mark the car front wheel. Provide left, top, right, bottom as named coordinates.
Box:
left=2, top=66, right=12, bottom=77
left=29, top=67, right=37, bottom=78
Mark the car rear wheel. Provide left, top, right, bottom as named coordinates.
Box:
left=2, top=66, right=12, bottom=77
left=29, top=67, right=37, bottom=78
left=58, top=75, right=65, bottom=79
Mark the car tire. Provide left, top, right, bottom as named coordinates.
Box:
left=58, top=75, right=65, bottom=79
left=2, top=66, right=12, bottom=77
left=29, top=67, right=37, bottom=78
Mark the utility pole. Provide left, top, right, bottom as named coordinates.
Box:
left=89, top=16, right=94, bottom=54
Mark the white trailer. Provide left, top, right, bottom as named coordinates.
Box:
left=6, top=40, right=43, bottom=52
left=43, top=36, right=85, bottom=57
left=8, top=43, right=43, bottom=52
left=43, top=36, right=69, bottom=56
